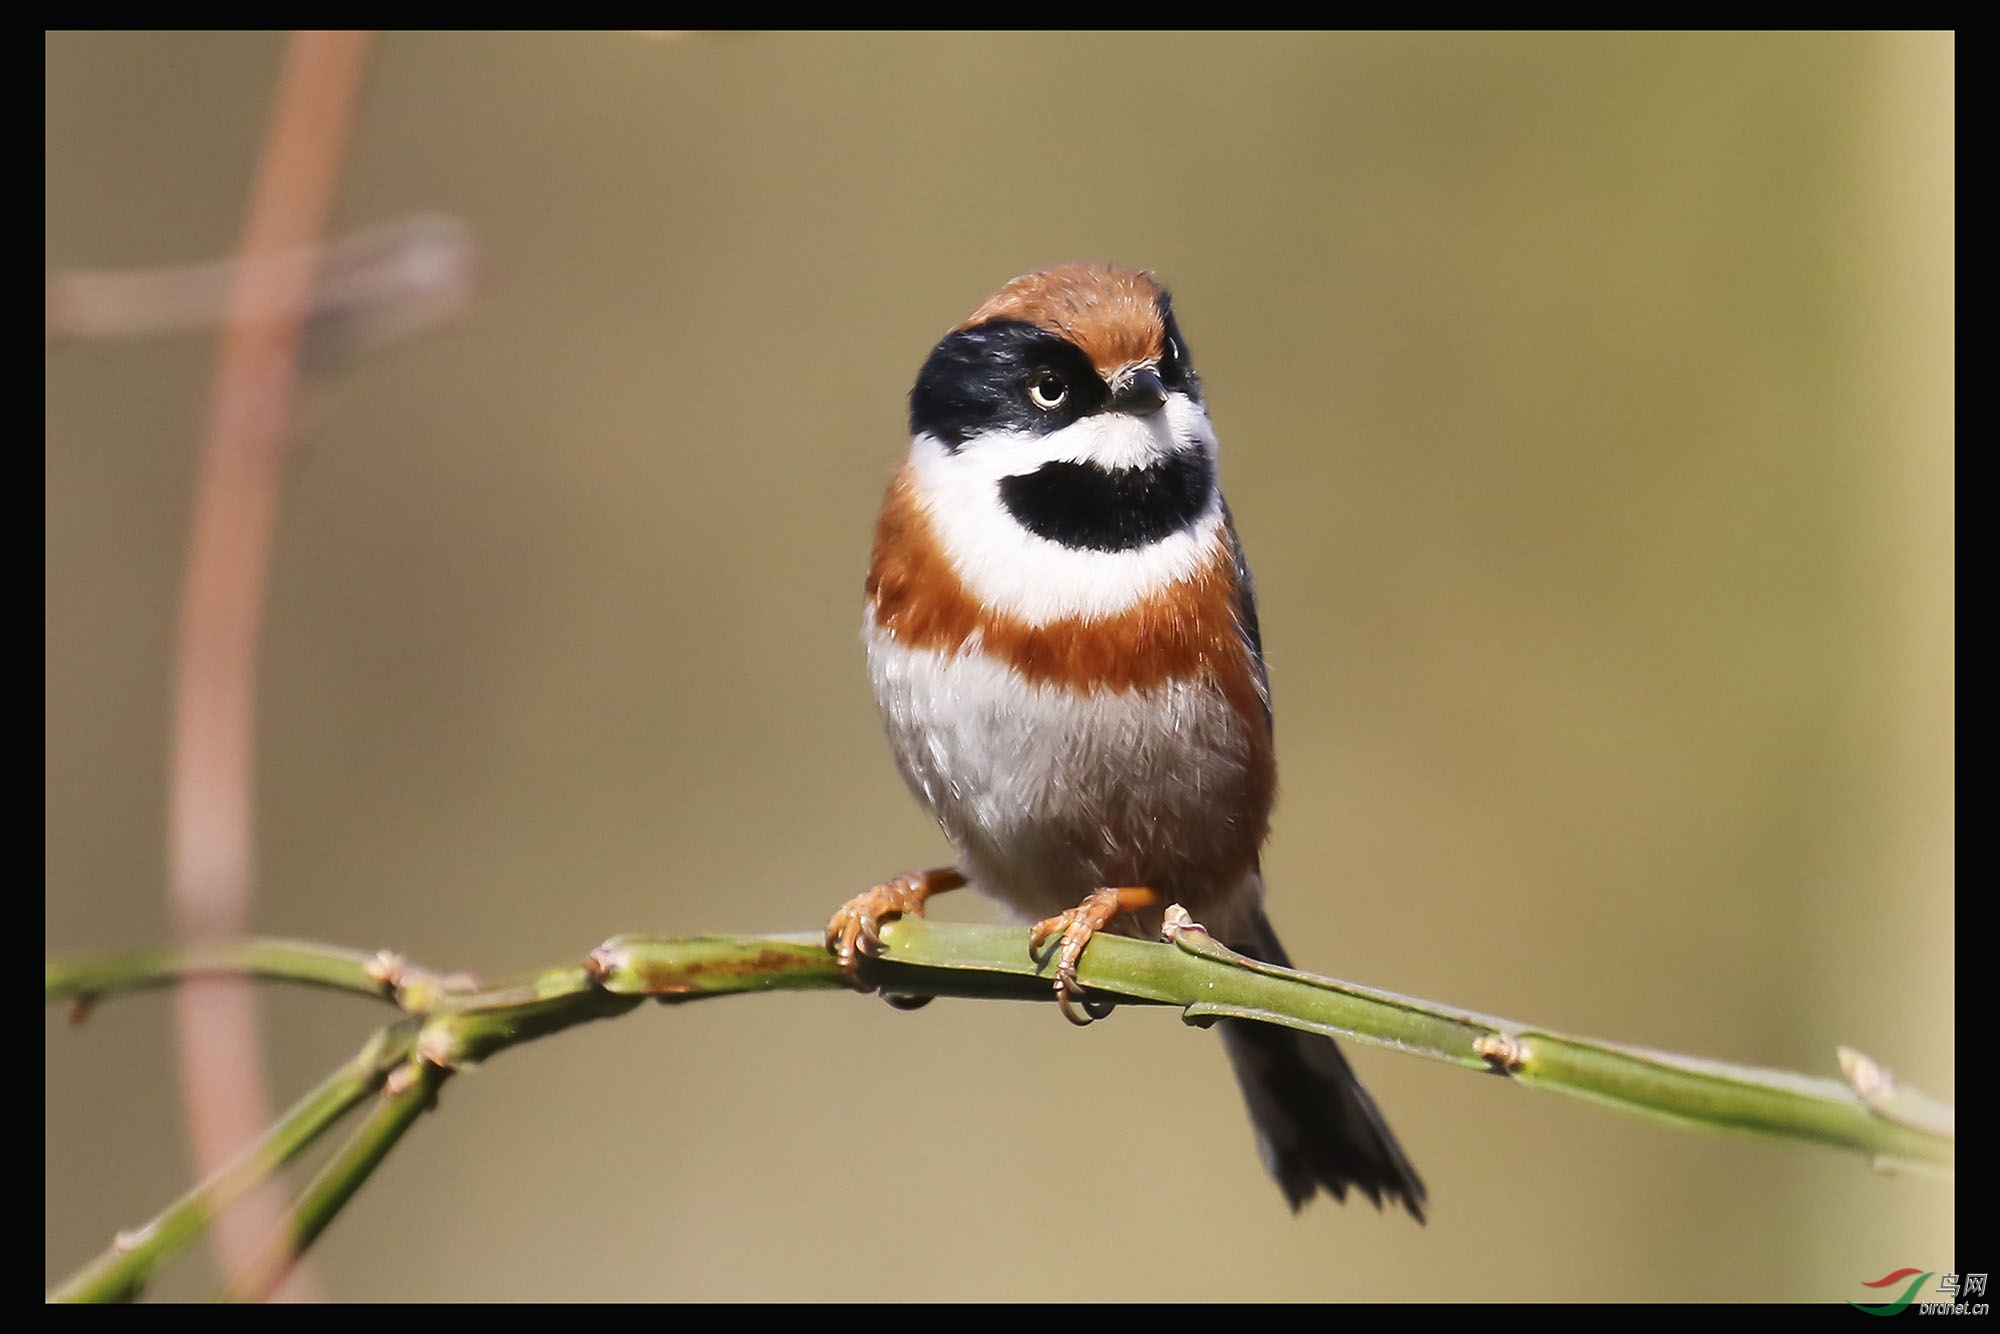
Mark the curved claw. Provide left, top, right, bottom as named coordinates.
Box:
left=1032, top=885, right=1156, bottom=1027
left=824, top=867, right=966, bottom=992
left=1054, top=979, right=1096, bottom=1026
left=1050, top=947, right=1121, bottom=1024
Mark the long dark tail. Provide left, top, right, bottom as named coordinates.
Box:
left=1219, top=908, right=1427, bottom=1220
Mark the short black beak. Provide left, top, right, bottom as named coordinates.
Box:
left=1110, top=367, right=1167, bottom=416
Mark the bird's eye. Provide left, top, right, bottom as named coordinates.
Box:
left=1027, top=369, right=1069, bottom=410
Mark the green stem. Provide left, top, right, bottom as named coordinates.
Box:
left=220, top=1056, right=443, bottom=1303
left=47, top=938, right=399, bottom=1007
left=1134, top=918, right=1954, bottom=1172
left=46, top=917, right=1953, bottom=1301
left=47, top=1020, right=418, bottom=1303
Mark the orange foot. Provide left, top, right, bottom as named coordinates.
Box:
left=1029, top=886, right=1159, bottom=1026
left=825, top=867, right=966, bottom=987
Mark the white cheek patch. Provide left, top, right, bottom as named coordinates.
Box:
left=907, top=395, right=1226, bottom=625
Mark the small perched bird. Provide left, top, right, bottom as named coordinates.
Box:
left=827, top=263, right=1425, bottom=1218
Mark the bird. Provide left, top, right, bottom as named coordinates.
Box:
left=826, top=262, right=1425, bottom=1218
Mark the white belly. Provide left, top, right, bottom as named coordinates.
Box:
left=865, top=616, right=1266, bottom=926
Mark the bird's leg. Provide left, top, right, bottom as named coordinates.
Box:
left=1029, top=886, right=1159, bottom=1026
left=825, top=867, right=966, bottom=988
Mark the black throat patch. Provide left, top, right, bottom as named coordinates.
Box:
left=998, top=450, right=1214, bottom=552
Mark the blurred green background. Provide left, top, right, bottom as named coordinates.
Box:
left=46, top=32, right=1952, bottom=1301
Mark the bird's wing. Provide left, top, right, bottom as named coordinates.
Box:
left=1221, top=501, right=1273, bottom=737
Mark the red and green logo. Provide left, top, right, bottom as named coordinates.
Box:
left=1849, top=1268, right=1935, bottom=1315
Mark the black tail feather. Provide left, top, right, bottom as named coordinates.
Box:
left=1220, top=909, right=1427, bottom=1220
